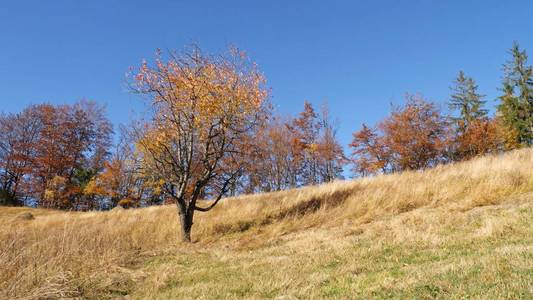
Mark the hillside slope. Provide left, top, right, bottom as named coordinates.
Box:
left=1, top=149, right=532, bottom=299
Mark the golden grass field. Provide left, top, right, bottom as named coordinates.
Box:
left=1, top=148, right=532, bottom=299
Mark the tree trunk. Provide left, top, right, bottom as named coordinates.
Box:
left=178, top=205, right=193, bottom=243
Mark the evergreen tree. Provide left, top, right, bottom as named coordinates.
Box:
left=449, top=71, right=487, bottom=133
left=498, top=42, right=533, bottom=147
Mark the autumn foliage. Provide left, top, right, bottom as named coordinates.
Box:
left=0, top=43, right=529, bottom=234
left=350, top=92, right=507, bottom=176
left=130, top=46, right=269, bottom=241
left=350, top=95, right=449, bottom=175
left=243, top=102, right=345, bottom=193
left=0, top=101, right=112, bottom=209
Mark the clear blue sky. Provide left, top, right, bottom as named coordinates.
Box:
left=1, top=1, right=533, bottom=151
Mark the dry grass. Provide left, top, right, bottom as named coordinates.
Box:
left=1, top=149, right=532, bottom=299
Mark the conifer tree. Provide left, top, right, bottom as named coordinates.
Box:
left=498, top=42, right=533, bottom=147
left=449, top=71, right=487, bottom=133
left=448, top=71, right=502, bottom=159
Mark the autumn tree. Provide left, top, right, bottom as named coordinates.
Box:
left=241, top=115, right=301, bottom=192
left=0, top=101, right=112, bottom=208
left=289, top=101, right=321, bottom=185
left=380, top=95, right=449, bottom=171
left=30, top=101, right=112, bottom=209
left=350, top=124, right=390, bottom=176
left=315, top=104, right=345, bottom=182
left=0, top=107, right=41, bottom=205
left=286, top=101, right=345, bottom=185
left=498, top=42, right=533, bottom=148
left=350, top=95, right=449, bottom=175
left=132, top=46, right=268, bottom=242
left=85, top=126, right=162, bottom=208
left=455, top=118, right=502, bottom=158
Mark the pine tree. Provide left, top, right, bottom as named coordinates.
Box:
left=498, top=42, right=533, bottom=147
left=449, top=71, right=487, bottom=133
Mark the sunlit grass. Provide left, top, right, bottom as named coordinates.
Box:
left=1, top=148, right=532, bottom=299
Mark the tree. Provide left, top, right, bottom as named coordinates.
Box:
left=85, top=126, right=160, bottom=208
left=0, top=107, right=41, bottom=205
left=350, top=95, right=449, bottom=176
left=241, top=115, right=303, bottom=192
left=449, top=71, right=487, bottom=133
left=315, top=104, right=345, bottom=182
left=448, top=71, right=500, bottom=159
left=288, top=101, right=321, bottom=185
left=498, top=42, right=533, bottom=147
left=243, top=117, right=288, bottom=192
left=132, top=46, right=268, bottom=242
left=380, top=95, right=449, bottom=171
left=349, top=124, right=390, bottom=176
left=0, top=101, right=112, bottom=208
left=455, top=118, right=502, bottom=158
left=287, top=101, right=345, bottom=185
left=28, top=101, right=112, bottom=209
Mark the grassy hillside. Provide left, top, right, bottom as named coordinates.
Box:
left=1, top=149, right=532, bottom=299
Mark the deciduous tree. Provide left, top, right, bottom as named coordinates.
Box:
left=350, top=124, right=390, bottom=176
left=132, top=46, right=268, bottom=242
left=455, top=118, right=502, bottom=158
left=85, top=126, right=162, bottom=208
left=350, top=95, right=449, bottom=175
left=380, top=95, right=449, bottom=171
left=0, top=107, right=41, bottom=205
left=28, top=101, right=112, bottom=209
left=315, top=104, right=345, bottom=182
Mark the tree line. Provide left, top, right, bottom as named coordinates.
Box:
left=351, top=43, right=532, bottom=175
left=0, top=43, right=531, bottom=240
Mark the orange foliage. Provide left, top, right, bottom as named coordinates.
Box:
left=350, top=124, right=389, bottom=176
left=454, top=118, right=503, bottom=159
left=350, top=95, right=449, bottom=175
left=131, top=45, right=269, bottom=241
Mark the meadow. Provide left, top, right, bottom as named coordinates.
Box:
left=1, top=148, right=532, bottom=299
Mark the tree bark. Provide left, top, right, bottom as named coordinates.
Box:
left=178, top=204, right=193, bottom=243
